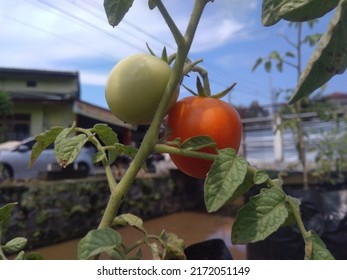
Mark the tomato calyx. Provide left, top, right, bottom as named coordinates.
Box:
left=182, top=60, right=237, bottom=99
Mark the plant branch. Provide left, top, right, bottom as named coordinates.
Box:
left=98, top=0, right=211, bottom=230
left=154, top=143, right=216, bottom=161
left=76, top=128, right=117, bottom=192
left=154, top=0, right=185, bottom=46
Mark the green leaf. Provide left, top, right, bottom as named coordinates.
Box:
left=264, top=60, right=271, bottom=72
left=146, top=42, right=156, bottom=56
left=0, top=203, right=17, bottom=235
left=290, top=1, right=347, bottom=104
left=305, top=231, right=335, bottom=260
left=253, top=170, right=269, bottom=185
left=232, top=187, right=289, bottom=244
left=104, top=0, right=134, bottom=27
left=29, top=126, right=64, bottom=167
left=204, top=149, right=248, bottom=213
left=55, top=134, right=89, bottom=168
left=269, top=50, right=281, bottom=61
left=196, top=76, right=206, bottom=96
left=161, top=47, right=168, bottom=63
left=112, top=213, right=144, bottom=231
left=285, top=51, right=295, bottom=58
left=2, top=237, right=27, bottom=254
left=181, top=136, right=217, bottom=151
left=93, top=151, right=107, bottom=163
left=148, top=0, right=156, bottom=10
left=22, top=252, right=44, bottom=260
left=78, top=227, right=122, bottom=260
left=262, top=0, right=339, bottom=26
left=281, top=195, right=300, bottom=227
left=93, top=123, right=119, bottom=164
left=252, top=57, right=263, bottom=72
left=304, top=33, right=322, bottom=47
left=161, top=231, right=186, bottom=260
left=112, top=143, right=138, bottom=158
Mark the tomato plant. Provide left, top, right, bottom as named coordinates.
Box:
left=167, top=96, right=243, bottom=179
left=105, top=53, right=179, bottom=125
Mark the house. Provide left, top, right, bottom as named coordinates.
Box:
left=0, top=67, right=139, bottom=145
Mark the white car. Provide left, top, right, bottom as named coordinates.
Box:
left=0, top=137, right=95, bottom=181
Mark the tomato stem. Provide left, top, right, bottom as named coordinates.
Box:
left=155, top=143, right=217, bottom=161
left=98, top=0, right=211, bottom=230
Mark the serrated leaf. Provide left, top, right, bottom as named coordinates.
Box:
left=162, top=232, right=186, bottom=260
left=305, top=231, right=335, bottom=260
left=3, top=237, right=27, bottom=254
left=29, top=127, right=64, bottom=167
left=93, top=124, right=119, bottom=164
left=55, top=134, right=88, bottom=168
left=232, top=187, right=289, bottom=244
left=111, top=143, right=138, bottom=158
left=93, top=151, right=107, bottom=163
left=290, top=1, right=347, bottom=104
left=78, top=227, right=122, bottom=260
left=112, top=213, right=144, bottom=231
left=254, top=170, right=269, bottom=185
left=14, top=251, right=44, bottom=260
left=181, top=136, right=217, bottom=151
left=204, top=149, right=248, bottom=213
left=148, top=0, right=156, bottom=10
left=269, top=178, right=283, bottom=188
left=22, top=252, right=44, bottom=260
left=104, top=0, right=134, bottom=27
left=0, top=203, right=17, bottom=235
left=262, top=0, right=339, bottom=26
left=281, top=195, right=300, bottom=227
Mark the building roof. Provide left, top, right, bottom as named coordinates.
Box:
left=0, top=67, right=78, bottom=78
left=73, top=100, right=136, bottom=130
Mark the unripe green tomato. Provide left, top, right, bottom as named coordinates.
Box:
left=105, top=53, right=178, bottom=125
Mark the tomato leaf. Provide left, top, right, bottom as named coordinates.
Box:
left=232, top=187, right=289, bottom=244
left=289, top=1, right=347, bottom=104
left=0, top=203, right=17, bottom=235
left=160, top=231, right=186, bottom=260
left=29, top=126, right=64, bottom=167
left=54, top=133, right=88, bottom=168
left=305, top=231, right=335, bottom=260
left=204, top=149, right=248, bottom=213
left=93, top=123, right=119, bottom=164
left=112, top=213, right=145, bottom=232
left=3, top=237, right=27, bottom=254
left=78, top=227, right=123, bottom=260
left=261, top=0, right=339, bottom=26
left=253, top=170, right=269, bottom=185
left=104, top=0, right=134, bottom=27
left=181, top=136, right=217, bottom=150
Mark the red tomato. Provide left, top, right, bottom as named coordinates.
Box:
left=166, top=96, right=243, bottom=179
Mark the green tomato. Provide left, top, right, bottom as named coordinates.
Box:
left=105, top=53, right=178, bottom=125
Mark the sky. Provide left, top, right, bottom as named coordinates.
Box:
left=0, top=0, right=346, bottom=111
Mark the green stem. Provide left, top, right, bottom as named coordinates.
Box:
left=0, top=228, right=8, bottom=260
left=154, top=143, right=216, bottom=161
left=76, top=128, right=117, bottom=192
left=286, top=196, right=310, bottom=240
left=98, top=0, right=210, bottom=229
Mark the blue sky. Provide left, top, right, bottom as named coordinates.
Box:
left=1, top=0, right=346, bottom=110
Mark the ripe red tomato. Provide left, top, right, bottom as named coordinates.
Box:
left=166, top=96, right=243, bottom=179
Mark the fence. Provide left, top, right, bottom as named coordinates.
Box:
left=240, top=111, right=347, bottom=170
